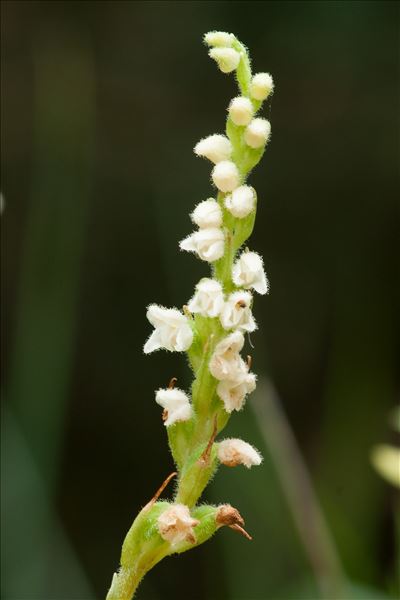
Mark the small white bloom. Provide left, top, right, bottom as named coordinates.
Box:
left=204, top=31, right=234, bottom=47
left=194, top=134, right=232, bottom=164
left=212, top=160, right=240, bottom=193
left=217, top=370, right=256, bottom=412
left=224, top=185, right=255, bottom=218
left=228, top=96, right=254, bottom=126
left=179, top=228, right=224, bottom=262
left=244, top=118, right=271, bottom=149
left=191, top=199, right=222, bottom=229
left=157, top=504, right=199, bottom=546
left=220, top=291, right=257, bottom=332
left=209, top=331, right=245, bottom=380
left=144, top=305, right=193, bottom=354
left=187, top=278, right=225, bottom=318
left=209, top=47, right=240, bottom=74
left=232, top=251, right=269, bottom=295
left=250, top=72, right=274, bottom=101
left=218, top=438, right=263, bottom=468
left=155, top=388, right=192, bottom=427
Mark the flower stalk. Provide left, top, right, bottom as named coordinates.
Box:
left=106, top=31, right=275, bottom=600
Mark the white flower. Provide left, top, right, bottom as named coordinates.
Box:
left=250, top=72, right=274, bottom=101
left=194, top=134, right=232, bottom=164
left=218, top=438, right=262, bottom=468
left=209, top=331, right=245, bottom=380
left=224, top=185, right=255, bottom=218
left=212, top=160, right=240, bottom=193
left=209, top=47, right=240, bottom=74
left=204, top=31, right=234, bottom=47
left=228, top=96, right=254, bottom=126
left=180, top=228, right=224, bottom=262
left=144, top=305, right=193, bottom=354
left=232, top=251, right=269, bottom=295
left=191, top=199, right=222, bottom=229
left=155, top=388, right=192, bottom=427
left=217, top=370, right=256, bottom=412
left=157, top=504, right=200, bottom=546
left=244, top=118, right=271, bottom=149
left=220, top=291, right=257, bottom=332
left=187, top=278, right=225, bottom=318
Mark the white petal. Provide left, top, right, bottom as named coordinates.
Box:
left=194, top=135, right=232, bottom=164
left=218, top=438, right=263, bottom=468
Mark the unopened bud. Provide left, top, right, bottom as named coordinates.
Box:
left=225, top=185, right=255, bottom=218
left=250, top=72, right=274, bottom=101
left=194, top=134, right=232, bottom=164
left=244, top=118, right=271, bottom=149
left=212, top=160, right=240, bottom=193
left=228, top=96, right=254, bottom=126
left=209, top=47, right=240, bottom=74
left=204, top=31, right=234, bottom=47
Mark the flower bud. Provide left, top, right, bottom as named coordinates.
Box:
left=188, top=278, right=225, bottom=318
left=250, top=72, right=274, bottom=101
left=191, top=199, right=222, bottom=229
left=180, top=228, right=224, bottom=262
left=144, top=305, right=193, bottom=354
left=218, top=438, right=262, bottom=468
left=209, top=47, right=240, bottom=74
left=220, top=291, right=257, bottom=333
left=212, top=160, right=240, bottom=193
left=232, top=251, right=269, bottom=295
left=228, top=96, right=254, bottom=126
left=157, top=504, right=199, bottom=546
left=155, top=388, right=192, bottom=427
left=204, top=31, right=234, bottom=47
left=194, top=134, right=232, bottom=164
left=244, top=118, right=271, bottom=149
left=224, top=185, right=255, bottom=218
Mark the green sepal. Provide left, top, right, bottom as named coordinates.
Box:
left=175, top=443, right=219, bottom=507
left=233, top=195, right=258, bottom=251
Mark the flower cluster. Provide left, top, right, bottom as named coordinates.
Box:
left=107, top=32, right=275, bottom=599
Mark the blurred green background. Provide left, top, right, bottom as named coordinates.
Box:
left=1, top=1, right=399, bottom=599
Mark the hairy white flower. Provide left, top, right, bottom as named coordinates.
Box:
left=194, top=134, right=232, bottom=164
left=204, top=31, right=234, bottom=47
left=218, top=438, right=262, bottom=468
left=250, top=72, right=274, bottom=101
left=244, top=118, right=271, bottom=149
left=188, top=278, right=225, bottom=318
left=224, top=185, right=255, bottom=218
left=155, top=388, right=192, bottom=427
left=212, top=160, right=240, bottom=193
left=191, top=199, right=222, bottom=229
left=232, top=251, right=269, bottom=295
left=228, top=96, right=254, bottom=126
left=220, top=291, right=256, bottom=332
left=217, top=370, right=256, bottom=412
left=209, top=47, right=240, bottom=74
left=209, top=331, right=245, bottom=380
left=144, top=305, right=193, bottom=354
left=157, top=504, right=199, bottom=546
left=180, top=228, right=224, bottom=262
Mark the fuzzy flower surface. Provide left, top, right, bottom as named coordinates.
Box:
left=209, top=331, right=245, bottom=381
left=191, top=199, right=222, bottom=229
left=217, top=370, right=256, bottom=412
left=155, top=388, right=192, bottom=427
left=188, top=278, right=225, bottom=318
left=180, top=228, right=225, bottom=262
left=218, top=438, right=263, bottom=468
left=194, top=134, right=232, bottom=164
left=225, top=185, right=256, bottom=218
left=212, top=160, right=240, bottom=192
left=232, top=251, right=269, bottom=294
left=144, top=305, right=193, bottom=353
left=220, top=291, right=257, bottom=332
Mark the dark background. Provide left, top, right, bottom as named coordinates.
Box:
left=1, top=1, right=399, bottom=599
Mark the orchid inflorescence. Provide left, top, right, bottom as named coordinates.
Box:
left=107, top=31, right=274, bottom=600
